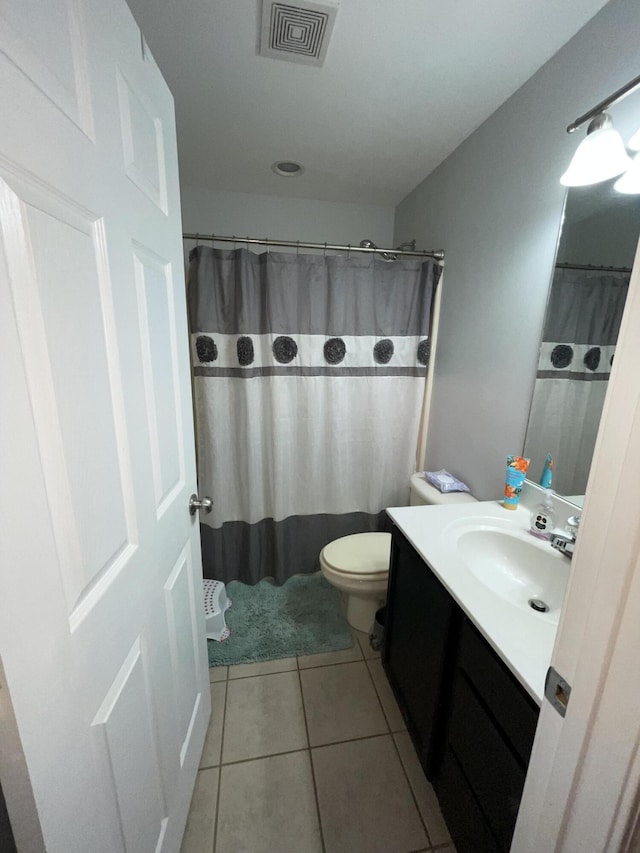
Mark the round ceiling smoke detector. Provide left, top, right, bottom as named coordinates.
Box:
left=272, top=160, right=304, bottom=177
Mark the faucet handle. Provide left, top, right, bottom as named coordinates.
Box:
left=566, top=515, right=581, bottom=534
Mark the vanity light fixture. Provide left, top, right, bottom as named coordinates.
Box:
left=614, top=153, right=640, bottom=194
left=560, top=113, right=630, bottom=186
left=628, top=126, right=640, bottom=152
left=561, top=72, right=640, bottom=188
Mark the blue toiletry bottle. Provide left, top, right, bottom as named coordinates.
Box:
left=539, top=454, right=553, bottom=489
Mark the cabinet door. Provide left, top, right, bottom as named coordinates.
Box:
left=383, top=528, right=459, bottom=778
left=436, top=620, right=539, bottom=853
left=457, top=619, right=539, bottom=767
left=437, top=745, right=501, bottom=853
left=445, top=672, right=527, bottom=851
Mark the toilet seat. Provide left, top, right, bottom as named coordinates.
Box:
left=319, top=532, right=391, bottom=633
left=321, top=532, right=391, bottom=577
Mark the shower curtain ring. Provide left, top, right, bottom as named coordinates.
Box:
left=323, top=242, right=327, bottom=257
left=232, top=234, right=236, bottom=250
left=195, top=232, right=200, bottom=246
left=296, top=240, right=300, bottom=257
left=347, top=243, right=351, bottom=259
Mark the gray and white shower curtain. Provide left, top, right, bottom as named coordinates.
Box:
left=188, top=246, right=439, bottom=584
left=524, top=267, right=628, bottom=496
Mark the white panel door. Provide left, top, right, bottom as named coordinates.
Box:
left=0, top=1, right=210, bottom=851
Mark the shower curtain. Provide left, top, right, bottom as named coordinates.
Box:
left=188, top=246, right=440, bottom=584
left=524, top=267, right=628, bottom=496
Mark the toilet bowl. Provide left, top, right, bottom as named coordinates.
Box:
left=320, top=532, right=391, bottom=633
left=320, top=474, right=477, bottom=633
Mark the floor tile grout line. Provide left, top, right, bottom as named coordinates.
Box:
left=222, top=666, right=302, bottom=684
left=361, top=657, right=392, bottom=735
left=215, top=730, right=398, bottom=770
left=204, top=648, right=444, bottom=852
left=211, top=765, right=221, bottom=853
left=214, top=656, right=367, bottom=687
left=297, top=654, right=364, bottom=670
left=216, top=745, right=310, bottom=769
left=208, top=666, right=229, bottom=684
left=390, top=731, right=433, bottom=849
left=365, top=657, right=393, bottom=731
left=201, top=730, right=437, bottom=850
left=211, top=680, right=229, bottom=853
left=297, top=666, right=326, bottom=853
left=212, top=654, right=364, bottom=681
left=311, top=729, right=392, bottom=750
left=208, top=631, right=375, bottom=676
left=226, top=664, right=298, bottom=680
left=355, top=633, right=379, bottom=662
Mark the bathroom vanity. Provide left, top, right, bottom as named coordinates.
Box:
left=383, top=501, right=567, bottom=853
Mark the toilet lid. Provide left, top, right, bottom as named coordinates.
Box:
left=322, top=532, right=391, bottom=576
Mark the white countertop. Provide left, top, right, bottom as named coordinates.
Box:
left=387, top=500, right=562, bottom=705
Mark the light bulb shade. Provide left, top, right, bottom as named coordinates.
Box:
left=560, top=125, right=631, bottom=187
left=614, top=153, right=640, bottom=194
left=629, top=126, right=640, bottom=152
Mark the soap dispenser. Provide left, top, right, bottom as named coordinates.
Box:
left=530, top=489, right=556, bottom=540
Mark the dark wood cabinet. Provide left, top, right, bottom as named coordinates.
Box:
left=382, top=526, right=461, bottom=779
left=383, top=525, right=540, bottom=853
left=438, top=619, right=539, bottom=853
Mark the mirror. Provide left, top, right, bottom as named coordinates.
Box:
left=523, top=179, right=640, bottom=503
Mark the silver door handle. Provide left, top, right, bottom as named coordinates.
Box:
left=189, top=494, right=213, bottom=516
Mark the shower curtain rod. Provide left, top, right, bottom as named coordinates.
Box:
left=182, top=232, right=445, bottom=261
left=556, top=261, right=632, bottom=273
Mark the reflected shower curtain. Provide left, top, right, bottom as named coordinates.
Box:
left=188, top=246, right=439, bottom=584
left=524, top=267, right=628, bottom=496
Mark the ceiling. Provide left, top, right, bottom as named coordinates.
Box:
left=126, top=0, right=610, bottom=207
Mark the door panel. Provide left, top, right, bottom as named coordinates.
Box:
left=164, top=547, right=201, bottom=755
left=3, top=182, right=136, bottom=616
left=92, top=639, right=167, bottom=853
left=0, top=1, right=209, bottom=850
left=0, top=0, right=94, bottom=136
left=133, top=245, right=184, bottom=515
left=116, top=68, right=168, bottom=213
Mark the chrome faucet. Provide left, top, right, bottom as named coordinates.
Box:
left=550, top=515, right=581, bottom=558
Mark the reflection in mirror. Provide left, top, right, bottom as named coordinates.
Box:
left=524, top=179, right=640, bottom=499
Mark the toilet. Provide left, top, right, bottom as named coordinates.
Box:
left=319, top=473, right=477, bottom=632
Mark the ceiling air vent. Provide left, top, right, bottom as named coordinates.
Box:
left=259, top=1, right=339, bottom=67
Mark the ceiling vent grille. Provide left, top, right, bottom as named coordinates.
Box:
left=259, top=1, right=338, bottom=67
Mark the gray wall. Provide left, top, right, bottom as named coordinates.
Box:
left=560, top=200, right=640, bottom=267
left=182, top=185, right=394, bottom=258
left=394, top=0, right=640, bottom=500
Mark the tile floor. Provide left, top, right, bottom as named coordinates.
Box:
left=181, top=630, right=456, bottom=853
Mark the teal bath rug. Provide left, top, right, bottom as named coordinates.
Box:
left=207, top=574, right=354, bottom=667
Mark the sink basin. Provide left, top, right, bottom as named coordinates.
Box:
left=445, top=519, right=569, bottom=622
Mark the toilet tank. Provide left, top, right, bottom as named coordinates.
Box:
left=409, top=473, right=477, bottom=506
